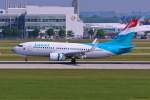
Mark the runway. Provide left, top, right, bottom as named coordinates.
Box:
left=0, top=61, right=149, bottom=69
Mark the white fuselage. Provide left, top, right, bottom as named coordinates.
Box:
left=13, top=42, right=114, bottom=59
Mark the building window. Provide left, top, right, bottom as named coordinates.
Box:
left=26, top=17, right=65, bottom=22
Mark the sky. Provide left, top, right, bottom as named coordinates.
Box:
left=0, top=0, right=150, bottom=13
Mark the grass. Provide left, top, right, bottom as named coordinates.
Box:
left=0, top=70, right=150, bottom=100
left=0, top=39, right=149, bottom=100
left=82, top=55, right=150, bottom=61
left=0, top=55, right=150, bottom=61
left=132, top=49, right=150, bottom=53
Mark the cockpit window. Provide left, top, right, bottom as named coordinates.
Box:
left=17, top=45, right=23, bottom=47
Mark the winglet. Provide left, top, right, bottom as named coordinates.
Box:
left=122, top=17, right=145, bottom=32
left=90, top=38, right=98, bottom=51
left=123, top=19, right=138, bottom=30
left=92, top=38, right=98, bottom=44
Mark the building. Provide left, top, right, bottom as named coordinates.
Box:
left=0, top=5, right=84, bottom=38
left=72, top=0, right=79, bottom=17
left=85, top=23, right=126, bottom=33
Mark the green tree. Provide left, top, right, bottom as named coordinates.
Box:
left=2, top=28, right=11, bottom=38
left=88, top=29, right=94, bottom=39
left=46, top=28, right=55, bottom=37
left=58, top=29, right=66, bottom=38
left=29, top=29, right=40, bottom=38
left=12, top=27, right=21, bottom=37
left=96, top=29, right=105, bottom=39
left=67, top=30, right=74, bottom=37
left=2, top=27, right=21, bottom=38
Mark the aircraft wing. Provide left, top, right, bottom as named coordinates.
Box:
left=64, top=38, right=98, bottom=58
left=64, top=50, right=89, bottom=59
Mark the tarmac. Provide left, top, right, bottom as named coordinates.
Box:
left=0, top=61, right=149, bottom=69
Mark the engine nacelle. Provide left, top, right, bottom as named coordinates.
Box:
left=49, top=53, right=66, bottom=61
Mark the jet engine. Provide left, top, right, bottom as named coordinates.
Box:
left=49, top=53, right=66, bottom=61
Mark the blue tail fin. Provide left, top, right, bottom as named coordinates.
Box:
left=112, top=32, right=135, bottom=45
left=97, top=19, right=139, bottom=55
left=110, top=19, right=138, bottom=45
left=99, top=32, right=136, bottom=55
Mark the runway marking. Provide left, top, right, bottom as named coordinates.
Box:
left=0, top=61, right=150, bottom=64
left=0, top=61, right=149, bottom=69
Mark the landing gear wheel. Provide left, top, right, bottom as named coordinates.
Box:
left=71, top=58, right=76, bottom=64
left=25, top=56, right=28, bottom=62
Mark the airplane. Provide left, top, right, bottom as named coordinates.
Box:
left=12, top=19, right=140, bottom=64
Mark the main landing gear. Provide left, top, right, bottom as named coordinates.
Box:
left=24, top=56, right=28, bottom=62
left=71, top=57, right=76, bottom=64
